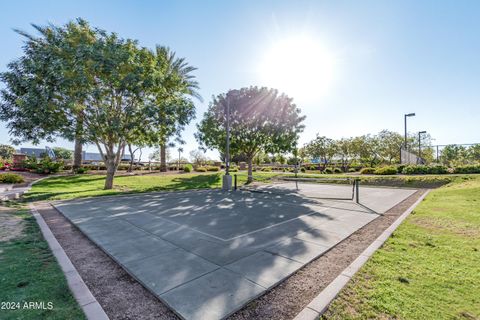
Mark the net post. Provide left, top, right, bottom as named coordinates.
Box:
left=355, top=179, right=359, bottom=203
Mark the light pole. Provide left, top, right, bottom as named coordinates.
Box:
left=222, top=90, right=238, bottom=190
left=418, top=131, right=426, bottom=161
left=225, top=95, right=231, bottom=176
left=404, top=113, right=416, bottom=149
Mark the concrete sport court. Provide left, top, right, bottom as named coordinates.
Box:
left=54, top=182, right=417, bottom=320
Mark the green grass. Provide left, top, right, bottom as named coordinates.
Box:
left=0, top=207, right=85, bottom=320
left=322, top=176, right=480, bottom=320
left=24, top=171, right=475, bottom=201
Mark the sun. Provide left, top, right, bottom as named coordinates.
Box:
left=259, top=35, right=337, bottom=101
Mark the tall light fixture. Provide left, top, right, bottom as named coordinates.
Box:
left=404, top=113, right=416, bottom=149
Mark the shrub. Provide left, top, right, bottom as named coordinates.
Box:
left=324, top=168, right=333, bottom=174
left=401, top=165, right=448, bottom=175
left=360, top=167, right=376, bottom=174
left=206, top=166, right=220, bottom=172
left=348, top=168, right=357, bottom=173
left=402, top=165, right=425, bottom=174
left=309, top=165, right=317, bottom=170
left=453, top=164, right=480, bottom=174
left=39, top=157, right=63, bottom=174
left=183, top=164, right=193, bottom=173
left=229, top=167, right=239, bottom=172
left=261, top=167, right=272, bottom=172
left=195, top=166, right=207, bottom=172
left=0, top=173, right=25, bottom=184
left=428, top=165, right=448, bottom=174
left=374, top=166, right=398, bottom=175
left=396, top=164, right=406, bottom=173
left=75, top=167, right=88, bottom=174
left=333, top=167, right=342, bottom=173
left=300, top=167, right=306, bottom=173
left=22, top=156, right=38, bottom=170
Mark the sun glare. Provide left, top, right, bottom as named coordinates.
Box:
left=259, top=35, right=337, bottom=101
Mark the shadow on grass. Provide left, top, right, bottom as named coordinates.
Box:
left=24, top=173, right=224, bottom=202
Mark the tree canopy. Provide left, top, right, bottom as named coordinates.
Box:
left=196, top=86, right=305, bottom=181
left=0, top=144, right=16, bottom=160
left=0, top=19, right=199, bottom=189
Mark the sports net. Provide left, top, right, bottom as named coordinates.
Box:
left=239, top=176, right=358, bottom=201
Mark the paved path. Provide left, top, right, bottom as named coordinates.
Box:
left=54, top=186, right=416, bottom=320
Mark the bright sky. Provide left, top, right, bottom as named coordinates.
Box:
left=1, top=0, right=479, bottom=160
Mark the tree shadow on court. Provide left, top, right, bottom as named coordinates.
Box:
left=45, top=177, right=376, bottom=319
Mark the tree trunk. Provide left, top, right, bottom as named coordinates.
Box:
left=73, top=138, right=83, bottom=171
left=128, top=144, right=134, bottom=172
left=247, top=157, right=253, bottom=183
left=104, top=158, right=115, bottom=190
left=72, top=113, right=84, bottom=171
left=160, top=145, right=167, bottom=172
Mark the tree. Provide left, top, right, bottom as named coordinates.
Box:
left=349, top=135, right=380, bottom=167
left=0, top=21, right=97, bottom=170
left=52, top=147, right=73, bottom=160
left=336, top=138, right=354, bottom=170
left=0, top=144, right=16, bottom=160
left=305, top=135, right=337, bottom=169
left=467, top=144, right=480, bottom=162
left=441, top=145, right=468, bottom=165
left=196, top=86, right=305, bottom=182
left=189, top=149, right=208, bottom=166
left=377, top=130, right=404, bottom=164
left=1, top=20, right=199, bottom=189
left=150, top=146, right=172, bottom=163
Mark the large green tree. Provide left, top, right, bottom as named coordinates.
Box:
left=196, top=86, right=305, bottom=182
left=1, top=19, right=199, bottom=189
left=377, top=130, right=404, bottom=164
left=0, top=21, right=97, bottom=170
left=305, top=135, right=337, bottom=169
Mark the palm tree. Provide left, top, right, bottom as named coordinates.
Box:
left=152, top=46, right=202, bottom=172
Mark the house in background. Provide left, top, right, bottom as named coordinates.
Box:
left=18, top=147, right=131, bottom=162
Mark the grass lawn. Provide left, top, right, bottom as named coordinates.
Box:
left=0, top=205, right=84, bottom=320
left=24, top=171, right=471, bottom=201
left=322, top=176, right=480, bottom=319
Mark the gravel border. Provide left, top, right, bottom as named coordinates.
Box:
left=35, top=189, right=427, bottom=320
left=30, top=204, right=109, bottom=320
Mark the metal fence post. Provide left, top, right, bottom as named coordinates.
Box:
left=355, top=179, right=359, bottom=203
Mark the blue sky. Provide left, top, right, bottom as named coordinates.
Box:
left=1, top=0, right=479, bottom=160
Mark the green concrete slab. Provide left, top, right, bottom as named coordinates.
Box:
left=160, top=268, right=264, bottom=320
left=225, top=251, right=302, bottom=288
left=55, top=184, right=419, bottom=320
left=101, top=234, right=177, bottom=264
left=265, top=238, right=330, bottom=264
left=294, top=228, right=347, bottom=247
left=124, top=248, right=219, bottom=296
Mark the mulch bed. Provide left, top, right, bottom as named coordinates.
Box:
left=34, top=189, right=427, bottom=320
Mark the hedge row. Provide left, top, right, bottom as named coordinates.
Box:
left=0, top=173, right=25, bottom=184
left=359, top=164, right=480, bottom=175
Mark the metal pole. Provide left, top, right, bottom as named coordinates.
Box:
left=418, top=132, right=421, bottom=159
left=234, top=174, right=237, bottom=190
left=404, top=114, right=408, bottom=149
left=436, top=145, right=439, bottom=162
left=226, top=96, right=230, bottom=176
left=355, top=179, right=359, bottom=204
